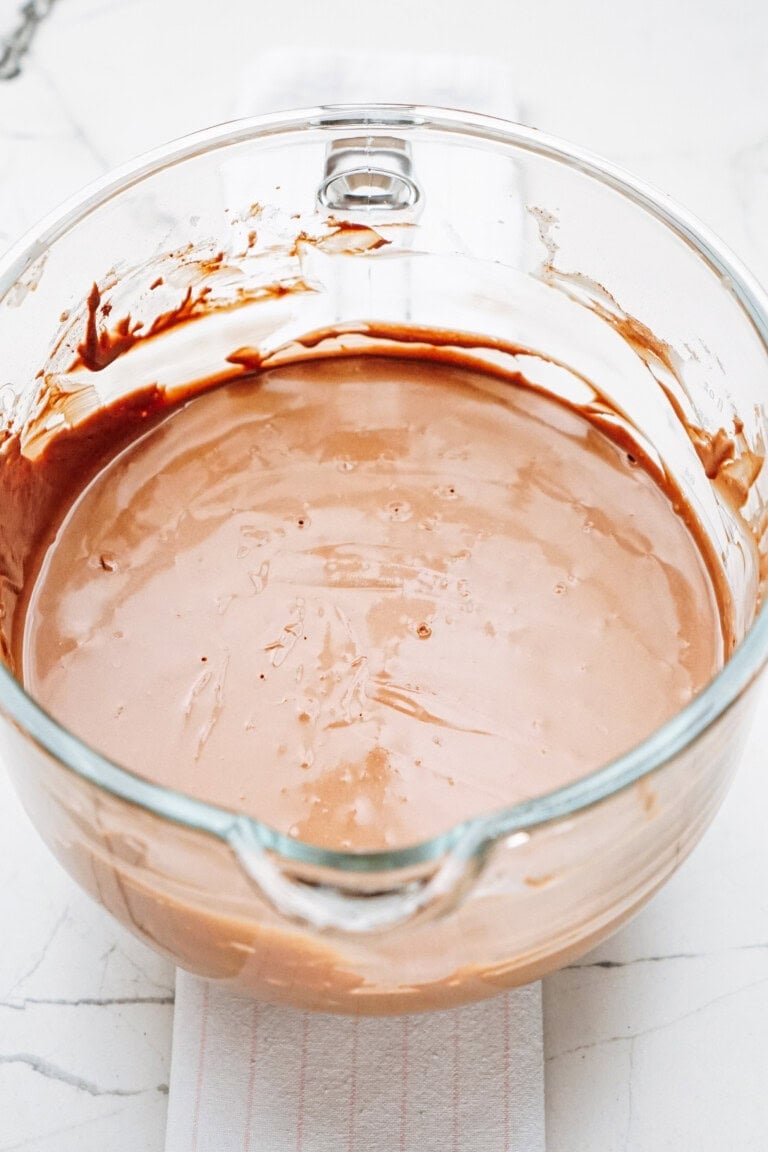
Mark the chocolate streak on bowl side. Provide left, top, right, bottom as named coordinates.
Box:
left=531, top=240, right=767, bottom=587
left=0, top=385, right=170, bottom=672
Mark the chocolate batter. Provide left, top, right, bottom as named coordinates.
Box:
left=10, top=349, right=724, bottom=850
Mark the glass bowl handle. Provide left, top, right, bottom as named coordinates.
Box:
left=227, top=816, right=489, bottom=934
left=317, top=134, right=422, bottom=213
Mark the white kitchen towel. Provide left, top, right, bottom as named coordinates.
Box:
left=165, top=971, right=544, bottom=1152
left=233, top=48, right=522, bottom=120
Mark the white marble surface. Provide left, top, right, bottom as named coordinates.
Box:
left=1, top=0, right=768, bottom=1147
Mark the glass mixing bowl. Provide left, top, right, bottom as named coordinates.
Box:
left=1, top=107, right=766, bottom=1014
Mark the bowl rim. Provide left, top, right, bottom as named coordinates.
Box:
left=1, top=103, right=767, bottom=873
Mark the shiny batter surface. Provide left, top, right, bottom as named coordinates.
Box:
left=21, top=355, right=723, bottom=848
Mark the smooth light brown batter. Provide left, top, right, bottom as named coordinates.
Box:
left=18, top=353, right=723, bottom=850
